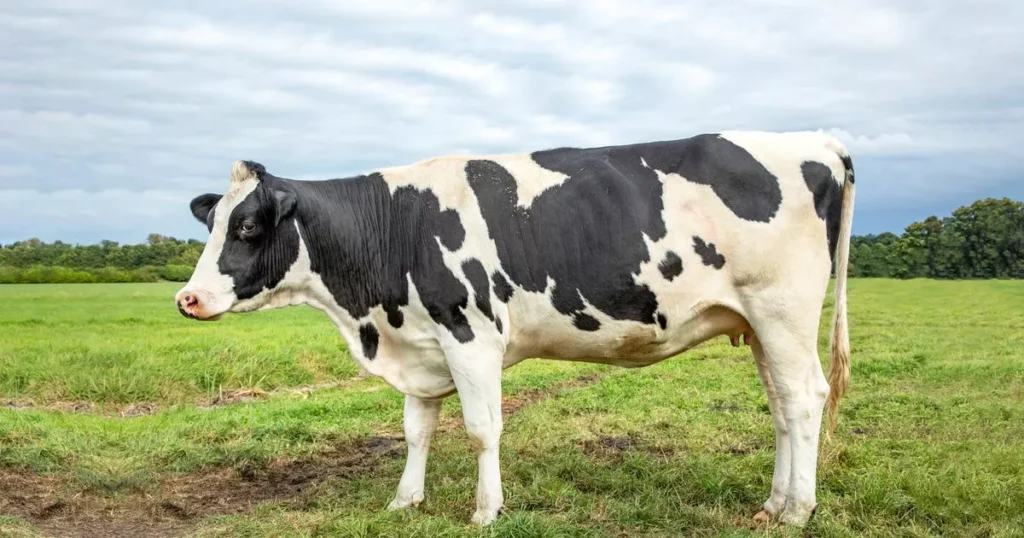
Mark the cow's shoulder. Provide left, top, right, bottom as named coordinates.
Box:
left=375, top=155, right=478, bottom=212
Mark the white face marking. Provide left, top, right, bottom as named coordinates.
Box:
left=176, top=174, right=259, bottom=318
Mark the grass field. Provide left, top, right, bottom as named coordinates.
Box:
left=1, top=280, right=1023, bottom=537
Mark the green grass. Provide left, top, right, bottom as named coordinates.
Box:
left=1, top=279, right=1023, bottom=537
left=0, top=283, right=359, bottom=404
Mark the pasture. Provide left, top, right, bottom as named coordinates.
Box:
left=0, top=280, right=1022, bottom=537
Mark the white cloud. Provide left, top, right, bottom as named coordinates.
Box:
left=827, top=129, right=919, bottom=155
left=1, top=0, right=1022, bottom=243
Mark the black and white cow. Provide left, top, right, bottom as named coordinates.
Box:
left=176, top=130, right=855, bottom=527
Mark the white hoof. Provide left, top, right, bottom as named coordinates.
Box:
left=387, top=491, right=423, bottom=511
left=759, top=494, right=786, bottom=520
left=779, top=502, right=817, bottom=526
left=470, top=506, right=503, bottom=526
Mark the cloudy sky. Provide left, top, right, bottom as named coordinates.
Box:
left=1, top=0, right=1022, bottom=245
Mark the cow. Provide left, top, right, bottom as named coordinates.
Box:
left=175, top=130, right=855, bottom=527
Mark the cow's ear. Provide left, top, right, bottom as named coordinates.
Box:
left=190, top=193, right=222, bottom=224
left=273, top=188, right=296, bottom=226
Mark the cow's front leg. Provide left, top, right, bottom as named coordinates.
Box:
left=446, top=342, right=505, bottom=526
left=388, top=394, right=442, bottom=511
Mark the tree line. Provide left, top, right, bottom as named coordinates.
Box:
left=1, top=197, right=1022, bottom=284
left=850, top=197, right=1024, bottom=279
left=0, top=234, right=203, bottom=283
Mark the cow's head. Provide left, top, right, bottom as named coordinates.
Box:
left=175, top=160, right=303, bottom=320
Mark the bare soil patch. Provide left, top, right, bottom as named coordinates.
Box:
left=578, top=430, right=681, bottom=463
left=579, top=433, right=643, bottom=462
left=502, top=374, right=599, bottom=414
left=0, top=435, right=405, bottom=538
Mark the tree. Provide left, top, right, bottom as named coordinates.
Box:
left=947, top=198, right=1024, bottom=278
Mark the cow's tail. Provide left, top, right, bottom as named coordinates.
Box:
left=824, top=136, right=855, bottom=439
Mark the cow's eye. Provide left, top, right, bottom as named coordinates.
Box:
left=240, top=221, right=257, bottom=235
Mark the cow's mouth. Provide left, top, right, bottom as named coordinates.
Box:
left=177, top=304, right=225, bottom=322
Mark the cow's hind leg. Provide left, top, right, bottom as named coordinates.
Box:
left=388, top=394, right=442, bottom=511
left=745, top=296, right=830, bottom=526
left=750, top=335, right=791, bottom=522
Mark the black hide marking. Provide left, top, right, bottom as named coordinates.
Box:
left=801, top=161, right=845, bottom=259
left=466, top=157, right=663, bottom=328
left=657, top=313, right=667, bottom=330
left=214, top=177, right=301, bottom=301
left=462, top=259, right=494, bottom=322
left=669, top=134, right=782, bottom=222
left=573, top=313, right=601, bottom=331
left=492, top=272, right=513, bottom=303
left=526, top=134, right=782, bottom=224
left=659, top=251, right=683, bottom=281
left=495, top=316, right=503, bottom=334
left=292, top=172, right=474, bottom=343
left=359, top=323, right=379, bottom=360
left=693, top=236, right=726, bottom=269
left=386, top=308, right=404, bottom=329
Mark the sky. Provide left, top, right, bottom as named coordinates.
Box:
left=1, top=0, right=1022, bottom=245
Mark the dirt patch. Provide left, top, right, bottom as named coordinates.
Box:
left=2, top=399, right=107, bottom=415
left=578, top=430, right=679, bottom=463
left=584, top=434, right=638, bottom=452
left=579, top=433, right=643, bottom=462
left=2, top=399, right=159, bottom=418
left=3, top=399, right=35, bottom=410
left=708, top=401, right=743, bottom=413
left=0, top=435, right=406, bottom=538
left=504, top=374, right=601, bottom=415
left=727, top=443, right=756, bottom=457
left=118, top=403, right=158, bottom=418
left=196, top=380, right=371, bottom=410
left=201, top=387, right=268, bottom=408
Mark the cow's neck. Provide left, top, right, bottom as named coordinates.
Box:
left=285, top=175, right=400, bottom=365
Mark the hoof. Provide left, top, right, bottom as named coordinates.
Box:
left=471, top=506, right=504, bottom=527
left=753, top=509, right=773, bottom=524
left=387, top=492, right=423, bottom=511
left=779, top=503, right=817, bottom=526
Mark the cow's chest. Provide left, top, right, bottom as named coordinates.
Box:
left=358, top=315, right=460, bottom=400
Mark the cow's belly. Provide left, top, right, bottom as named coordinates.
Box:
left=504, top=294, right=750, bottom=368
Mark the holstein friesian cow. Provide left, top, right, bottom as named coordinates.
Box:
left=176, top=130, right=855, bottom=527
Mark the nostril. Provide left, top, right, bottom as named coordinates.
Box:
left=177, top=293, right=200, bottom=313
